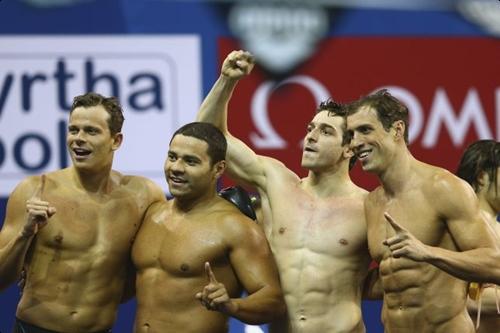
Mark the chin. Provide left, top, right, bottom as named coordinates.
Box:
left=360, top=162, right=376, bottom=173
left=73, top=163, right=95, bottom=172
left=300, top=161, right=312, bottom=169
left=300, top=157, right=316, bottom=169
left=169, top=186, right=193, bottom=199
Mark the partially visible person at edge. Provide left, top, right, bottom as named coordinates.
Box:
left=0, top=92, right=165, bottom=333
left=346, top=90, right=500, bottom=333
left=197, top=50, right=375, bottom=333
left=457, top=140, right=500, bottom=333
left=132, top=122, right=285, bottom=333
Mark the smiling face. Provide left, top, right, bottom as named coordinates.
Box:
left=67, top=105, right=122, bottom=173
left=346, top=106, right=400, bottom=174
left=165, top=134, right=224, bottom=200
left=301, top=111, right=349, bottom=172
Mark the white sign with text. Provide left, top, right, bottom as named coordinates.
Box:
left=0, top=35, right=201, bottom=195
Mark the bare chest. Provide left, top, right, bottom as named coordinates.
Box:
left=367, top=191, right=445, bottom=262
left=268, top=194, right=367, bottom=257
left=36, top=193, right=142, bottom=253
left=132, top=217, right=229, bottom=277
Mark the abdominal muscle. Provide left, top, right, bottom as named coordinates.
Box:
left=270, top=248, right=367, bottom=333
left=380, top=256, right=474, bottom=333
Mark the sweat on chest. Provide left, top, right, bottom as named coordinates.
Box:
left=136, top=224, right=230, bottom=276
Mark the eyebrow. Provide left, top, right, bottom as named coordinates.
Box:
left=308, top=122, right=336, bottom=130
left=168, top=151, right=201, bottom=161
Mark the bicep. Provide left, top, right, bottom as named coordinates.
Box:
left=447, top=214, right=498, bottom=251
left=225, top=134, right=269, bottom=190
left=228, top=222, right=280, bottom=294
left=441, top=182, right=497, bottom=251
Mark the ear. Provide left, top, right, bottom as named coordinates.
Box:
left=213, top=160, right=226, bottom=179
left=392, top=120, right=405, bottom=142
left=477, top=171, right=489, bottom=189
left=111, top=132, right=123, bottom=151
left=342, top=146, right=354, bottom=159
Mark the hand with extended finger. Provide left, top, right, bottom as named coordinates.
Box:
left=383, top=212, right=430, bottom=262
left=221, top=50, right=255, bottom=80
left=195, top=262, right=238, bottom=315
left=23, top=175, right=56, bottom=237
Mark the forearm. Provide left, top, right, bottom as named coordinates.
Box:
left=229, top=287, right=285, bottom=325
left=0, top=231, right=34, bottom=290
left=197, top=75, right=238, bottom=132
left=426, top=246, right=500, bottom=284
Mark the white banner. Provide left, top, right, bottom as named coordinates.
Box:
left=0, top=35, right=201, bottom=195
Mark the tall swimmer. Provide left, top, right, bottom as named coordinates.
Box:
left=0, top=92, right=165, bottom=332
left=197, top=50, right=373, bottom=333
left=132, top=122, right=285, bottom=333
left=347, top=90, right=500, bottom=333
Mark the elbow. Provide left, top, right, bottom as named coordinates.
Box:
left=242, top=291, right=286, bottom=325
left=275, top=301, right=287, bottom=320
left=260, top=292, right=286, bottom=324
left=267, top=293, right=286, bottom=320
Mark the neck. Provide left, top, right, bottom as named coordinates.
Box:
left=71, top=165, right=113, bottom=194
left=378, top=146, right=415, bottom=196
left=173, top=188, right=219, bottom=213
left=478, top=196, right=498, bottom=225
left=304, top=161, right=354, bottom=197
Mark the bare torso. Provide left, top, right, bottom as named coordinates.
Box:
left=259, top=163, right=369, bottom=333
left=366, top=165, right=474, bottom=333
left=17, top=168, right=160, bottom=332
left=132, top=199, right=247, bottom=333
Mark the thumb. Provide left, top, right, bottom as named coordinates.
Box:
left=48, top=206, right=57, bottom=218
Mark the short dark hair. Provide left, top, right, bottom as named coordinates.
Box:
left=171, top=122, right=227, bottom=165
left=316, top=99, right=351, bottom=145
left=348, top=89, right=409, bottom=144
left=317, top=99, right=357, bottom=170
left=71, top=92, right=125, bottom=135
left=457, top=140, right=500, bottom=193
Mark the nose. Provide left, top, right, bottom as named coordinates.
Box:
left=349, top=132, right=362, bottom=150
left=305, top=129, right=318, bottom=143
left=71, top=130, right=86, bottom=144
left=167, top=159, right=184, bottom=174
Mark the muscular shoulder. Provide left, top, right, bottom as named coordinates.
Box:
left=423, top=166, right=478, bottom=218
left=215, top=200, right=266, bottom=247
left=112, top=172, right=165, bottom=203
left=143, top=200, right=171, bottom=224
left=8, top=175, right=42, bottom=203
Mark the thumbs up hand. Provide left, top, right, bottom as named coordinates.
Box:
left=23, top=175, right=56, bottom=237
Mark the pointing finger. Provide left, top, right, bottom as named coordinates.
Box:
left=205, top=262, right=218, bottom=284
left=384, top=212, right=407, bottom=233
left=32, top=175, right=46, bottom=200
